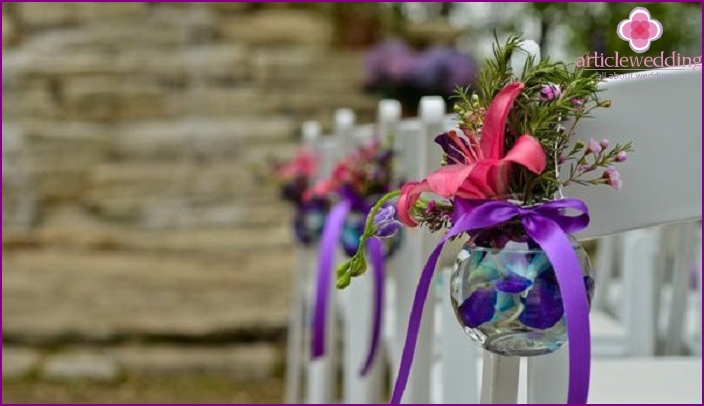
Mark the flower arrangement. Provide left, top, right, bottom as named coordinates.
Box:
left=337, top=36, right=633, bottom=404
left=308, top=134, right=404, bottom=376
left=339, top=36, right=632, bottom=286
left=306, top=137, right=403, bottom=257
left=270, top=148, right=327, bottom=245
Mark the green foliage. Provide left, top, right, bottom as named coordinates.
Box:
left=453, top=36, right=631, bottom=204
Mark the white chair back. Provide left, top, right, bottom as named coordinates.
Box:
left=566, top=68, right=702, bottom=238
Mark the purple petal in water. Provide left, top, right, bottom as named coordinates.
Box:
left=519, top=271, right=564, bottom=329
left=458, top=288, right=497, bottom=328
left=495, top=273, right=533, bottom=293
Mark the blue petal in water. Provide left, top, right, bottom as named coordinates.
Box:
left=501, top=251, right=530, bottom=278
left=469, top=253, right=499, bottom=282
left=458, top=288, right=497, bottom=328
left=495, top=292, right=515, bottom=312
left=495, top=273, right=533, bottom=293
left=340, top=218, right=364, bottom=257
left=528, top=252, right=551, bottom=278
left=584, top=275, right=595, bottom=306
left=519, top=271, right=564, bottom=329
left=468, top=250, right=486, bottom=269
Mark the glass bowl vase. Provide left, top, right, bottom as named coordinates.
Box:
left=449, top=227, right=593, bottom=356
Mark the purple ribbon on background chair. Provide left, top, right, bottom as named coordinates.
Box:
left=391, top=198, right=591, bottom=404
left=311, top=197, right=385, bottom=377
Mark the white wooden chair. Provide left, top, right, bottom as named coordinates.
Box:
left=478, top=65, right=702, bottom=403
left=305, top=110, right=358, bottom=404
left=285, top=121, right=322, bottom=404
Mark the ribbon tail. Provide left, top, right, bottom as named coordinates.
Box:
left=390, top=239, right=448, bottom=404
left=311, top=200, right=352, bottom=358
left=524, top=215, right=591, bottom=404
left=359, top=237, right=385, bottom=376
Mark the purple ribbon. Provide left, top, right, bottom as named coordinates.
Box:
left=311, top=199, right=385, bottom=377
left=391, top=198, right=591, bottom=404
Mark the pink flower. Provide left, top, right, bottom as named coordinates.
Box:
left=617, top=7, right=663, bottom=54
left=603, top=166, right=622, bottom=191
left=616, top=151, right=628, bottom=162
left=539, top=83, right=561, bottom=102
left=587, top=138, right=602, bottom=154
left=396, top=180, right=430, bottom=226
left=276, top=148, right=318, bottom=180
left=600, top=139, right=610, bottom=148
left=397, top=82, right=546, bottom=226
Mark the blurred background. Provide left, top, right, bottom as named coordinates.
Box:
left=2, top=2, right=701, bottom=403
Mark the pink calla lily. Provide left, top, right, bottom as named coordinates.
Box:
left=396, top=180, right=430, bottom=227
left=399, top=82, right=547, bottom=225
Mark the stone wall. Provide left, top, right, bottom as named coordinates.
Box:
left=2, top=2, right=378, bottom=369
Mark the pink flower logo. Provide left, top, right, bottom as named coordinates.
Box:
left=617, top=7, right=663, bottom=53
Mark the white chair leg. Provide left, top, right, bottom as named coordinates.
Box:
left=480, top=351, right=520, bottom=404
left=526, top=348, right=569, bottom=403
left=391, top=228, right=437, bottom=403
left=593, top=235, right=617, bottom=312
left=400, top=274, right=435, bottom=403
left=621, top=228, right=659, bottom=356
left=692, top=225, right=702, bottom=356
left=285, top=247, right=315, bottom=403
left=342, top=271, right=383, bottom=403
left=664, top=222, right=697, bottom=354
left=438, top=267, right=479, bottom=404
left=306, top=259, right=338, bottom=404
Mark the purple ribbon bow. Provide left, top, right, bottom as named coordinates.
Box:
left=311, top=197, right=385, bottom=376
left=391, top=198, right=591, bottom=404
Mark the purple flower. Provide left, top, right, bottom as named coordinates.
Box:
left=412, top=45, right=477, bottom=95
left=376, top=220, right=402, bottom=239
left=372, top=205, right=402, bottom=239
left=603, top=166, right=622, bottom=191
left=435, top=129, right=473, bottom=165
left=458, top=288, right=497, bottom=328
left=519, top=271, right=564, bottom=329
left=364, top=39, right=417, bottom=87
left=587, top=138, right=602, bottom=154
left=616, top=151, right=628, bottom=162
left=539, top=83, right=562, bottom=102
left=373, top=205, right=395, bottom=224
left=600, top=138, right=610, bottom=148
left=571, top=98, right=584, bottom=107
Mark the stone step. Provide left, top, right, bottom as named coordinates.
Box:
left=2, top=248, right=295, bottom=345
left=2, top=344, right=281, bottom=381
left=3, top=206, right=295, bottom=255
